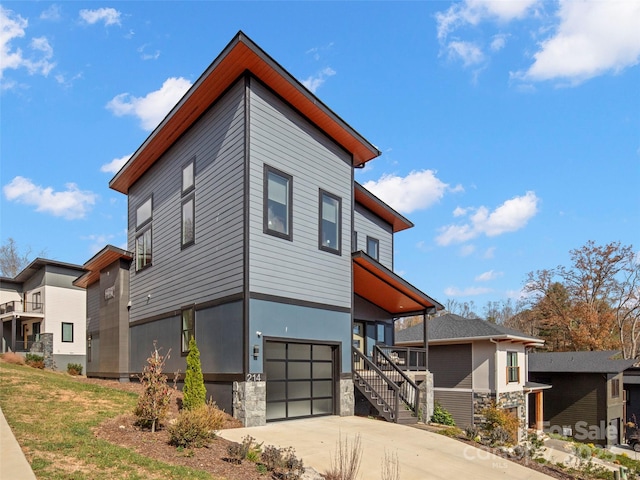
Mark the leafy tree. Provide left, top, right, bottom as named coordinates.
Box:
left=183, top=337, right=206, bottom=410
left=0, top=238, right=32, bottom=277
left=134, top=343, right=173, bottom=432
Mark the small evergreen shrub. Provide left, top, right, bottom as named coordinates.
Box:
left=66, top=363, right=83, bottom=375
left=182, top=337, right=206, bottom=410
left=431, top=401, right=456, bottom=426
left=25, top=353, right=44, bottom=369
left=168, top=400, right=226, bottom=448
left=134, top=343, right=174, bottom=432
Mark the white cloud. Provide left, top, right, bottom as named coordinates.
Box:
left=301, top=67, right=336, bottom=93
left=447, top=40, right=485, bottom=67
left=40, top=5, right=62, bottom=21
left=138, top=44, right=160, bottom=61
left=460, top=244, right=476, bottom=257
left=483, top=246, right=496, bottom=259
left=83, top=233, right=115, bottom=254
left=436, top=191, right=540, bottom=245
left=100, top=154, right=131, bottom=174
left=79, top=7, right=121, bottom=26
left=3, top=176, right=97, bottom=220
left=490, top=33, right=508, bottom=52
left=453, top=206, right=468, bottom=217
left=363, top=170, right=453, bottom=214
left=0, top=6, right=55, bottom=83
left=515, top=0, right=640, bottom=84
left=444, top=286, right=493, bottom=297
left=475, top=270, right=503, bottom=282
left=106, top=77, right=192, bottom=131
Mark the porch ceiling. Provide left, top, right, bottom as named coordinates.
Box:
left=353, top=252, right=442, bottom=316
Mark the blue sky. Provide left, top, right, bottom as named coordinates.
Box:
left=1, top=1, right=639, bottom=313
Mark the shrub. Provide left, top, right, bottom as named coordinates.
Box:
left=481, top=403, right=519, bottom=446
left=226, top=435, right=262, bottom=464
left=168, top=400, right=226, bottom=448
left=25, top=353, right=44, bottom=369
left=324, top=434, right=361, bottom=480
left=134, top=343, right=174, bottom=432
left=464, top=424, right=481, bottom=442
left=381, top=449, right=400, bottom=480
left=182, top=337, right=206, bottom=410
left=431, top=401, right=455, bottom=426
left=0, top=352, right=25, bottom=365
left=67, top=363, right=83, bottom=376
left=262, top=445, right=304, bottom=479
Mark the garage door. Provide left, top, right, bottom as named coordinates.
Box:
left=265, top=341, right=336, bottom=421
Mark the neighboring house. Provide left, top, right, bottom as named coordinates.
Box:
left=0, top=258, right=87, bottom=371
left=528, top=350, right=635, bottom=446
left=73, top=246, right=132, bottom=381
left=624, top=366, right=640, bottom=426
left=86, top=31, right=443, bottom=426
left=395, top=313, right=547, bottom=433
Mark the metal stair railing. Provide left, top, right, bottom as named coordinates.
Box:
left=374, top=345, right=420, bottom=417
left=352, top=347, right=400, bottom=422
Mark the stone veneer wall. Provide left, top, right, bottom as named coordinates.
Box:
left=473, top=390, right=527, bottom=441
left=233, top=381, right=266, bottom=427
left=419, top=371, right=434, bottom=423
left=339, top=378, right=354, bottom=416
left=30, top=333, right=54, bottom=370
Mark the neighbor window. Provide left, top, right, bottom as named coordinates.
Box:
left=32, top=291, right=42, bottom=310
left=264, top=165, right=292, bottom=240
left=182, top=158, right=195, bottom=194
left=319, top=190, right=341, bottom=254
left=367, top=236, right=379, bottom=261
left=135, top=228, right=152, bottom=271
left=506, top=351, right=519, bottom=383
left=181, top=307, right=195, bottom=355
left=612, top=378, right=620, bottom=398
left=62, top=322, right=74, bottom=343
left=136, top=197, right=152, bottom=228
left=181, top=196, right=195, bottom=248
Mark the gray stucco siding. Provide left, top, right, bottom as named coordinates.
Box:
left=128, top=80, right=246, bottom=323
left=354, top=205, right=393, bottom=269
left=86, top=283, right=100, bottom=333
left=248, top=79, right=352, bottom=309
left=249, top=298, right=350, bottom=374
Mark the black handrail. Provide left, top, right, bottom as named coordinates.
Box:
left=374, top=345, right=420, bottom=417
left=353, top=347, right=400, bottom=422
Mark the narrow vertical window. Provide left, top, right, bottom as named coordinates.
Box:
left=264, top=165, right=292, bottom=240
left=135, top=196, right=153, bottom=271
left=352, top=231, right=358, bottom=252
left=367, top=236, right=379, bottom=261
left=136, top=197, right=152, bottom=228
left=62, top=322, right=74, bottom=343
left=507, top=351, right=519, bottom=383
left=182, top=158, right=195, bottom=194
left=181, top=197, right=195, bottom=248
left=181, top=307, right=195, bottom=355
left=319, top=190, right=341, bottom=254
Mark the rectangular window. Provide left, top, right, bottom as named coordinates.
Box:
left=32, top=291, right=42, bottom=310
left=352, top=231, right=358, bottom=252
left=612, top=378, right=620, bottom=398
left=367, top=237, right=379, bottom=261
left=62, top=322, right=74, bottom=343
left=264, top=165, right=292, bottom=240
left=181, top=196, right=195, bottom=248
left=136, top=228, right=152, bottom=271
left=181, top=307, right=195, bottom=355
left=319, top=190, right=341, bottom=254
left=136, top=197, right=152, bottom=229
left=182, top=158, right=195, bottom=194
left=506, top=351, right=519, bottom=383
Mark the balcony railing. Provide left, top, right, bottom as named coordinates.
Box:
left=376, top=345, right=427, bottom=371
left=13, top=334, right=43, bottom=352
left=0, top=301, right=44, bottom=315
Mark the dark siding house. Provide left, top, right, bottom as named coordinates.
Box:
left=528, top=351, right=635, bottom=446
left=82, top=32, right=443, bottom=426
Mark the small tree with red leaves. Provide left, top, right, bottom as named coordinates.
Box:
left=134, top=342, right=174, bottom=432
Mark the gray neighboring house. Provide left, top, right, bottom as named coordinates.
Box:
left=84, top=31, right=443, bottom=427
left=1, top=258, right=87, bottom=371
left=528, top=350, right=635, bottom=447
left=395, top=313, right=547, bottom=433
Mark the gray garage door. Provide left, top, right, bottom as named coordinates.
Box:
left=265, top=341, right=336, bottom=421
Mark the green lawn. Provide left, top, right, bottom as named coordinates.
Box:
left=0, top=361, right=214, bottom=480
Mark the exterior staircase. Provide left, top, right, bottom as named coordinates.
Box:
left=353, top=346, right=420, bottom=425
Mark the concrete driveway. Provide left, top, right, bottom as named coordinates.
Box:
left=219, top=416, right=553, bottom=479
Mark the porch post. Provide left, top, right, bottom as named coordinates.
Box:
left=535, top=390, right=544, bottom=431
left=422, top=310, right=428, bottom=371
left=10, top=314, right=17, bottom=352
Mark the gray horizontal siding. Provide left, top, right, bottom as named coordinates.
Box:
left=86, top=283, right=100, bottom=333
left=430, top=344, right=473, bottom=389
left=354, top=204, right=393, bottom=269
left=434, top=390, right=473, bottom=428
left=128, top=80, right=246, bottom=322
left=248, top=79, right=352, bottom=309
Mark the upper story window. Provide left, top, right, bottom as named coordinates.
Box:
left=182, top=158, right=195, bottom=194
left=135, top=196, right=153, bottom=271
left=264, top=165, right=292, bottom=240
left=611, top=378, right=620, bottom=398
left=181, top=158, right=196, bottom=249
left=367, top=236, right=379, bottom=261
left=506, top=351, right=519, bottom=383
left=319, top=190, right=341, bottom=255
left=32, top=291, right=42, bottom=311
left=181, top=307, right=195, bottom=355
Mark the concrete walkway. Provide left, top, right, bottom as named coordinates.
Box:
left=0, top=406, right=37, bottom=480
left=219, top=416, right=553, bottom=479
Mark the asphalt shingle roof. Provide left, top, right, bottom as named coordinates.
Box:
left=394, top=313, right=542, bottom=344
left=527, top=350, right=636, bottom=374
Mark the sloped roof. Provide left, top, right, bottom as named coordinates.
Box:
left=110, top=31, right=380, bottom=194
left=73, top=245, right=133, bottom=289
left=528, top=350, right=635, bottom=374
left=9, top=258, right=85, bottom=284
left=354, top=183, right=413, bottom=233
left=395, top=313, right=543, bottom=346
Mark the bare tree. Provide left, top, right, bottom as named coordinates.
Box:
left=445, top=299, right=479, bottom=318
left=0, top=238, right=32, bottom=277
left=483, top=299, right=525, bottom=325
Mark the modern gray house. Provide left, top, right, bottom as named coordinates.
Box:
left=86, top=32, right=443, bottom=426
